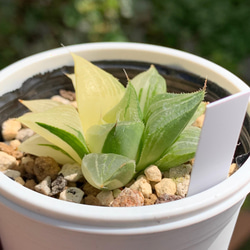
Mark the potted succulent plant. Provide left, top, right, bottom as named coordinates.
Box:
left=14, top=53, right=205, bottom=195
left=0, top=43, right=249, bottom=250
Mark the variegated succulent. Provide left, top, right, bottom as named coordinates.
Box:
left=18, top=54, right=205, bottom=190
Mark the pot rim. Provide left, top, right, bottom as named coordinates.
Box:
left=0, top=42, right=249, bottom=233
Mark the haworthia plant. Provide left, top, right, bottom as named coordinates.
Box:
left=18, top=54, right=205, bottom=190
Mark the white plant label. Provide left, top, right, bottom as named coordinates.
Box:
left=188, top=91, right=250, bottom=196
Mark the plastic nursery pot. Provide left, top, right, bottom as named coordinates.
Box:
left=0, top=43, right=249, bottom=250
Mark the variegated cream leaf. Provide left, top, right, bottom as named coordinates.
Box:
left=85, top=123, right=114, bottom=153
left=103, top=81, right=142, bottom=123
left=65, top=73, right=76, bottom=90
left=72, top=53, right=125, bottom=133
left=19, top=99, right=62, bottom=113
left=18, top=104, right=89, bottom=164
left=18, top=134, right=75, bottom=164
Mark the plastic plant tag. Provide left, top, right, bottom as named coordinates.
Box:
left=187, top=91, right=250, bottom=196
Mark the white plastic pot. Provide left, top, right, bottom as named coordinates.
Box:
left=0, top=43, right=249, bottom=250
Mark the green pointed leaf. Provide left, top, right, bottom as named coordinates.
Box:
left=144, top=92, right=188, bottom=122
left=188, top=101, right=207, bottom=126
left=103, top=82, right=142, bottom=123
left=72, top=53, right=125, bottom=133
left=18, top=105, right=89, bottom=164
left=18, top=134, right=75, bottom=164
left=20, top=99, right=62, bottom=113
left=102, top=121, right=144, bottom=160
left=81, top=153, right=136, bottom=190
left=156, top=126, right=201, bottom=171
left=131, top=65, right=166, bottom=117
left=136, top=90, right=205, bottom=171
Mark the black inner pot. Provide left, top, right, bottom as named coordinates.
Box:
left=0, top=60, right=249, bottom=161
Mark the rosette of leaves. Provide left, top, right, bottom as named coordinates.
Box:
left=18, top=54, right=205, bottom=190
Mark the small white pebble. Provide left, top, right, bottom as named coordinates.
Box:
left=15, top=128, right=35, bottom=142
left=139, top=181, right=152, bottom=198
left=144, top=165, right=162, bottom=182
left=9, top=139, right=21, bottom=149
left=4, top=169, right=21, bottom=179
left=129, top=176, right=152, bottom=198
left=2, top=118, right=22, bottom=141
left=35, top=176, right=52, bottom=196
left=59, top=187, right=84, bottom=203
left=155, top=178, right=177, bottom=197
left=51, top=95, right=70, bottom=104
left=15, top=176, right=25, bottom=185
left=192, top=114, right=205, bottom=128
left=129, top=176, right=145, bottom=190
left=96, top=190, right=114, bottom=206
left=175, top=175, right=190, bottom=197
left=0, top=151, right=17, bottom=171
left=59, top=163, right=83, bottom=182
left=228, top=163, right=238, bottom=177
left=169, top=164, right=192, bottom=179
left=136, top=174, right=149, bottom=182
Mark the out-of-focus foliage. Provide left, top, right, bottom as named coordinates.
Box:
left=0, top=0, right=128, bottom=69
left=1, top=0, right=250, bottom=84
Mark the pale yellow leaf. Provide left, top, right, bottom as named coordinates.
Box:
left=18, top=105, right=86, bottom=164
left=71, top=53, right=125, bottom=133
left=20, top=99, right=62, bottom=113
left=65, top=73, right=76, bottom=90
left=19, top=134, right=75, bottom=165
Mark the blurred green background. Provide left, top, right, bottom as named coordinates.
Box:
left=0, top=0, right=249, bottom=248
left=1, top=0, right=250, bottom=87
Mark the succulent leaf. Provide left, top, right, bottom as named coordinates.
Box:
left=20, top=99, right=62, bottom=113
left=103, top=81, right=142, bottom=123
left=188, top=101, right=207, bottom=126
left=65, top=73, right=76, bottom=90
left=136, top=89, right=205, bottom=172
left=18, top=104, right=88, bottom=164
left=19, top=134, right=75, bottom=164
left=131, top=65, right=166, bottom=117
left=81, top=153, right=136, bottom=190
left=156, top=126, right=201, bottom=170
left=85, top=123, right=114, bottom=153
left=102, top=121, right=144, bottom=160
left=72, top=53, right=125, bottom=133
